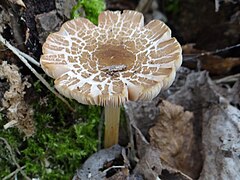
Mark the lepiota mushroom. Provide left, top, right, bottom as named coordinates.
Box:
left=40, top=10, right=182, bottom=148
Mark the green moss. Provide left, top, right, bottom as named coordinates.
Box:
left=71, top=0, right=106, bottom=24
left=0, top=82, right=101, bottom=179
left=0, top=116, right=23, bottom=177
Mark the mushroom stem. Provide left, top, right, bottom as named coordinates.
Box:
left=104, top=106, right=120, bottom=148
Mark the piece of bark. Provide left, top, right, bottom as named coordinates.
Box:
left=35, top=10, right=61, bottom=44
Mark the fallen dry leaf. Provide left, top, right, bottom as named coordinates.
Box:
left=167, top=71, right=240, bottom=179
left=200, top=103, right=240, bottom=180
left=149, top=100, right=199, bottom=179
left=182, top=44, right=240, bottom=75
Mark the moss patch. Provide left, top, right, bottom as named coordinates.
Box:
left=71, top=0, right=106, bottom=24
left=0, top=87, right=101, bottom=179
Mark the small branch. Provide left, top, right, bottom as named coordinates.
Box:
left=0, top=34, right=75, bottom=112
left=214, top=73, right=240, bottom=84
left=3, top=120, right=18, bottom=129
left=102, top=165, right=126, bottom=175
left=124, top=103, right=149, bottom=145
left=2, top=165, right=26, bottom=180
left=18, top=50, right=40, bottom=67
left=184, top=43, right=240, bottom=61
left=0, top=137, right=31, bottom=180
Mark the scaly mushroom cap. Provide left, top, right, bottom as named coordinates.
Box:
left=40, top=10, right=182, bottom=106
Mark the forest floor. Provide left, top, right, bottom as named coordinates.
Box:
left=0, top=0, right=240, bottom=179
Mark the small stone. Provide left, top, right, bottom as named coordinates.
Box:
left=35, top=10, right=62, bottom=44
left=55, top=0, right=78, bottom=19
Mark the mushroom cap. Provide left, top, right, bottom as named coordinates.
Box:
left=40, top=10, right=182, bottom=106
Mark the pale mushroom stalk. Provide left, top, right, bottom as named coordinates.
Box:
left=104, top=106, right=120, bottom=148
left=40, top=10, right=182, bottom=149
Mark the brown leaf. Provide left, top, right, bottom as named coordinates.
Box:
left=182, top=44, right=240, bottom=75
left=149, top=100, right=198, bottom=178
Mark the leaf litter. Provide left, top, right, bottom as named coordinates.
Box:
left=73, top=69, right=240, bottom=179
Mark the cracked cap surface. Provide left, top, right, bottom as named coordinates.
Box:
left=40, top=10, right=182, bottom=106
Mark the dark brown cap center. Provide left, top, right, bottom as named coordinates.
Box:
left=93, top=44, right=135, bottom=71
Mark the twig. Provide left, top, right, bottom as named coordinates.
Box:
left=3, top=120, right=18, bottom=129
left=2, top=165, right=26, bottom=180
left=214, top=73, right=240, bottom=84
left=0, top=137, right=31, bottom=180
left=102, top=165, right=126, bottom=175
left=184, top=43, right=240, bottom=61
left=18, top=50, right=40, bottom=67
left=0, top=34, right=75, bottom=112
left=126, top=106, right=149, bottom=145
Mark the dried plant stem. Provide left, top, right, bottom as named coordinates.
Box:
left=184, top=43, right=240, bottom=61
left=0, top=34, right=74, bottom=111
left=214, top=73, right=240, bottom=84
left=0, top=137, right=30, bottom=180
left=104, top=106, right=120, bottom=148
left=3, top=166, right=26, bottom=180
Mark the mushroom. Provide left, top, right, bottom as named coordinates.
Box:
left=40, top=10, right=182, bottom=148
